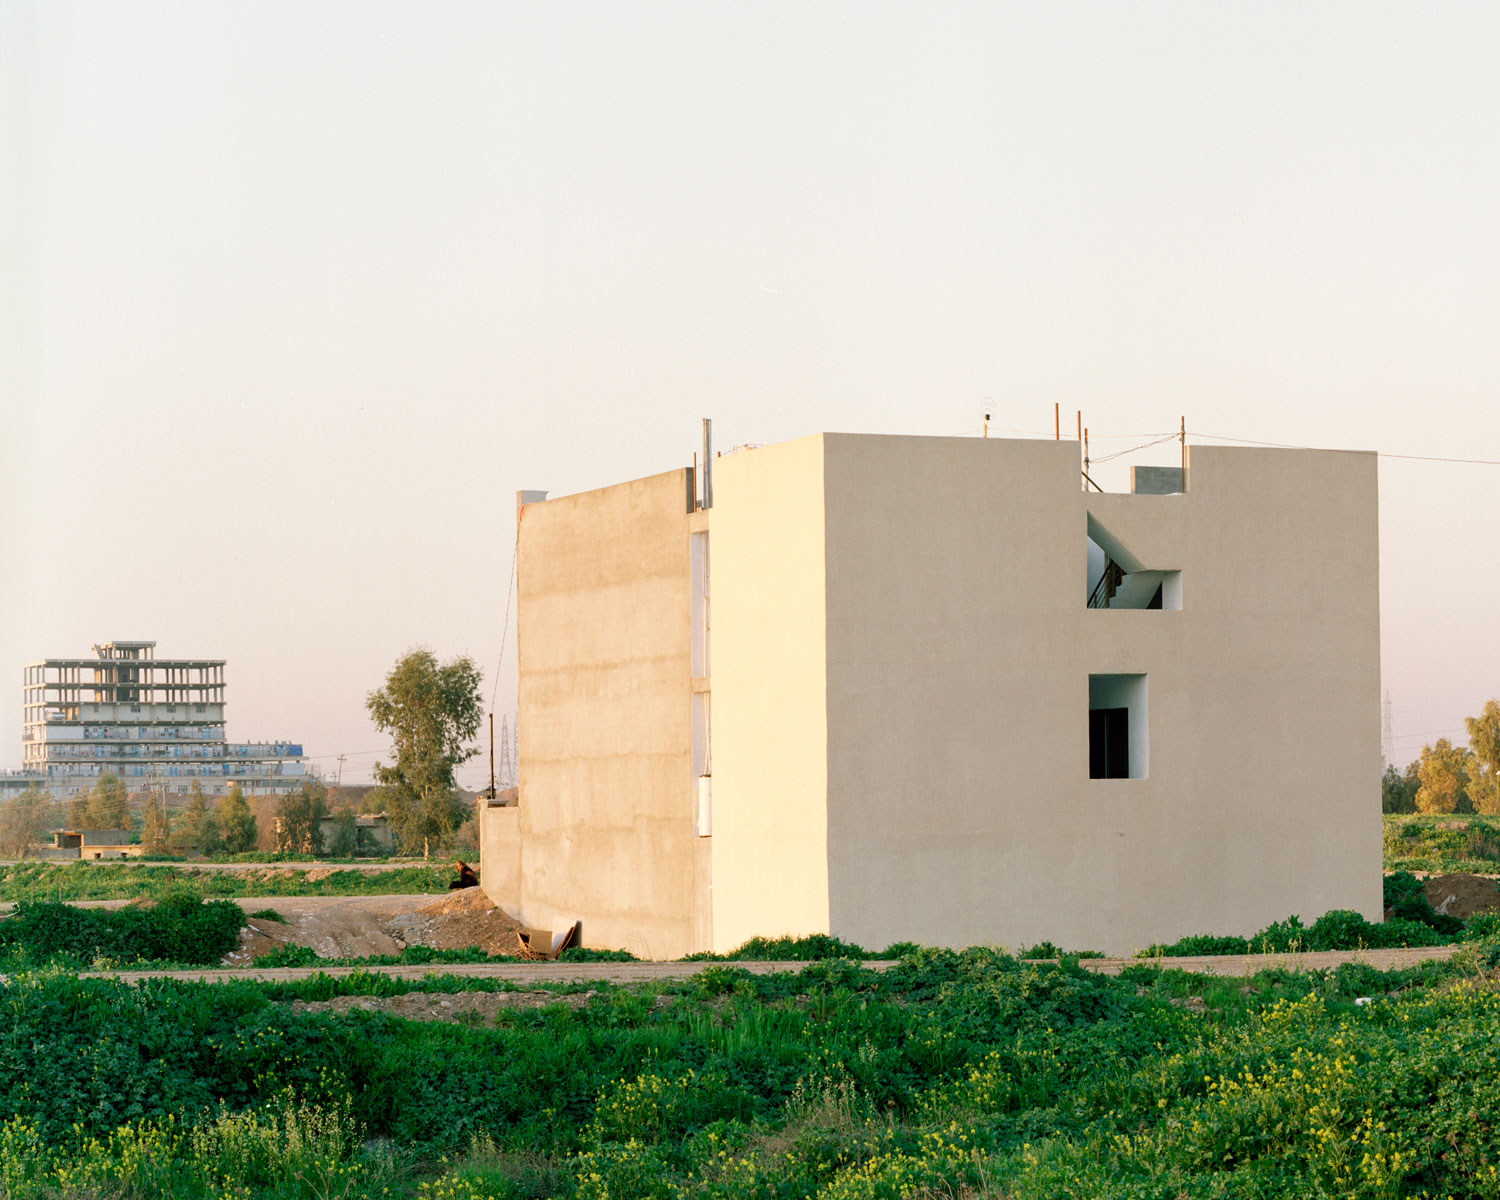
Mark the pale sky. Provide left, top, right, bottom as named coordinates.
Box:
left=3, top=2, right=1499, bottom=786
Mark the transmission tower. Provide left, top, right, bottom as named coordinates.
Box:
left=499, top=717, right=514, bottom=788
left=1382, top=690, right=1395, bottom=768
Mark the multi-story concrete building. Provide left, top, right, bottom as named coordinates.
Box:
left=20, top=640, right=306, bottom=797
left=480, top=432, right=1382, bottom=958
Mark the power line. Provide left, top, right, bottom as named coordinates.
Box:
left=1190, top=431, right=1500, bottom=467
left=490, top=530, right=519, bottom=714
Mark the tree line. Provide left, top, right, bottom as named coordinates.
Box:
left=0, top=776, right=259, bottom=858
left=0, top=645, right=485, bottom=860
left=1384, top=699, right=1500, bottom=814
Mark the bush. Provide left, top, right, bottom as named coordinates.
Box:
left=1383, top=870, right=1465, bottom=934
left=710, top=934, right=874, bottom=961
left=1144, top=908, right=1449, bottom=957
left=0, top=893, right=244, bottom=965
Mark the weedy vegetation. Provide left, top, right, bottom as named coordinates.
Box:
left=1384, top=813, right=1500, bottom=874
left=0, top=860, right=454, bottom=902
left=0, top=943, right=1497, bottom=1196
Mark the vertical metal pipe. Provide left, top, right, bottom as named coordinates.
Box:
left=1180, top=416, right=1187, bottom=492
left=489, top=712, right=495, bottom=799
left=702, top=419, right=713, bottom=509
left=1054, top=403, right=1060, bottom=440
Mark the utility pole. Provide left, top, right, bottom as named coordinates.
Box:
left=335, top=755, right=346, bottom=787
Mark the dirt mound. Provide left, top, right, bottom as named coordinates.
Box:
left=1423, top=873, right=1500, bottom=919
left=386, top=888, right=527, bottom=955
left=220, top=891, right=532, bottom=965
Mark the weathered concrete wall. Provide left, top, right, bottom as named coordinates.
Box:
left=817, top=435, right=1380, bottom=956
left=708, top=435, right=832, bottom=952
left=502, top=468, right=706, bottom=959
left=478, top=803, right=521, bottom=913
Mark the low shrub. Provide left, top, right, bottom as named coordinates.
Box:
left=0, top=893, right=244, bottom=965
left=1143, top=908, right=1449, bottom=958
left=1383, top=870, right=1465, bottom=934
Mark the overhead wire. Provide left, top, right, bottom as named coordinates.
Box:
left=489, top=529, right=520, bottom=715
left=1189, top=431, right=1500, bottom=467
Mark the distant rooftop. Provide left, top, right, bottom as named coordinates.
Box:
left=91, top=641, right=157, bottom=660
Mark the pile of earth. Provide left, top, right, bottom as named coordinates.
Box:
left=1422, top=873, right=1500, bottom=920
left=222, top=890, right=530, bottom=966
left=386, top=887, right=528, bottom=954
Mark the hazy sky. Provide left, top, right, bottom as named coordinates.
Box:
left=4, top=2, right=1499, bottom=786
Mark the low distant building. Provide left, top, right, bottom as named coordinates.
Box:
left=340, top=813, right=395, bottom=854
left=50, top=829, right=141, bottom=860
left=21, top=640, right=306, bottom=799
left=273, top=812, right=395, bottom=855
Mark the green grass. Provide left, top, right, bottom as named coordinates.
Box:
left=1384, top=812, right=1500, bottom=874
left=0, top=860, right=454, bottom=902
left=4, top=943, right=1500, bottom=1196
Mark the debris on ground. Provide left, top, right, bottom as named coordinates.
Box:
left=386, top=888, right=528, bottom=954
left=287, top=988, right=596, bottom=1023
left=221, top=890, right=534, bottom=965
left=1422, top=873, right=1500, bottom=919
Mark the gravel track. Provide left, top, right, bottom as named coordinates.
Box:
left=86, top=944, right=1465, bottom=986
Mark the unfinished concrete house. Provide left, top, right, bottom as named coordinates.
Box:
left=479, top=433, right=1381, bottom=958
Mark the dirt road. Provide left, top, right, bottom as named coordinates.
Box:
left=87, top=943, right=1465, bottom=986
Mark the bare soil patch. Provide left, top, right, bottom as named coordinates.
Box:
left=1423, top=872, right=1500, bottom=919
left=287, top=988, right=595, bottom=1022
left=221, top=890, right=531, bottom=965
left=387, top=888, right=527, bottom=954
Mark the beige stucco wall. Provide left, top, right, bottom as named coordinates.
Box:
left=485, top=431, right=1381, bottom=959
left=478, top=803, right=521, bottom=912
left=815, top=435, right=1380, bottom=956
left=707, top=435, right=832, bottom=952
left=488, top=467, right=709, bottom=959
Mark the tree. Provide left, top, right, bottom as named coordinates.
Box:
left=172, top=782, right=222, bottom=856
left=1381, top=762, right=1419, bottom=814
left=366, top=648, right=483, bottom=858
left=217, top=785, right=257, bottom=854
left=141, top=795, right=171, bottom=856
left=0, top=786, right=54, bottom=858
left=82, top=772, right=130, bottom=831
left=326, top=806, right=358, bottom=858
left=67, top=790, right=88, bottom=829
left=1464, top=699, right=1500, bottom=816
left=275, top=781, right=329, bottom=856
left=1416, top=738, right=1474, bottom=815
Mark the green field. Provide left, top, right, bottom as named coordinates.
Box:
left=1384, top=814, right=1500, bottom=875
left=0, top=945, right=1497, bottom=1198
left=0, top=860, right=454, bottom=902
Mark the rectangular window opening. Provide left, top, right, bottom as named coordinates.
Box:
left=1089, top=673, right=1148, bottom=779
left=1086, top=515, right=1182, bottom=610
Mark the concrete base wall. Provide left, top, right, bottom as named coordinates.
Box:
left=478, top=803, right=521, bottom=914
left=493, top=468, right=708, bottom=960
